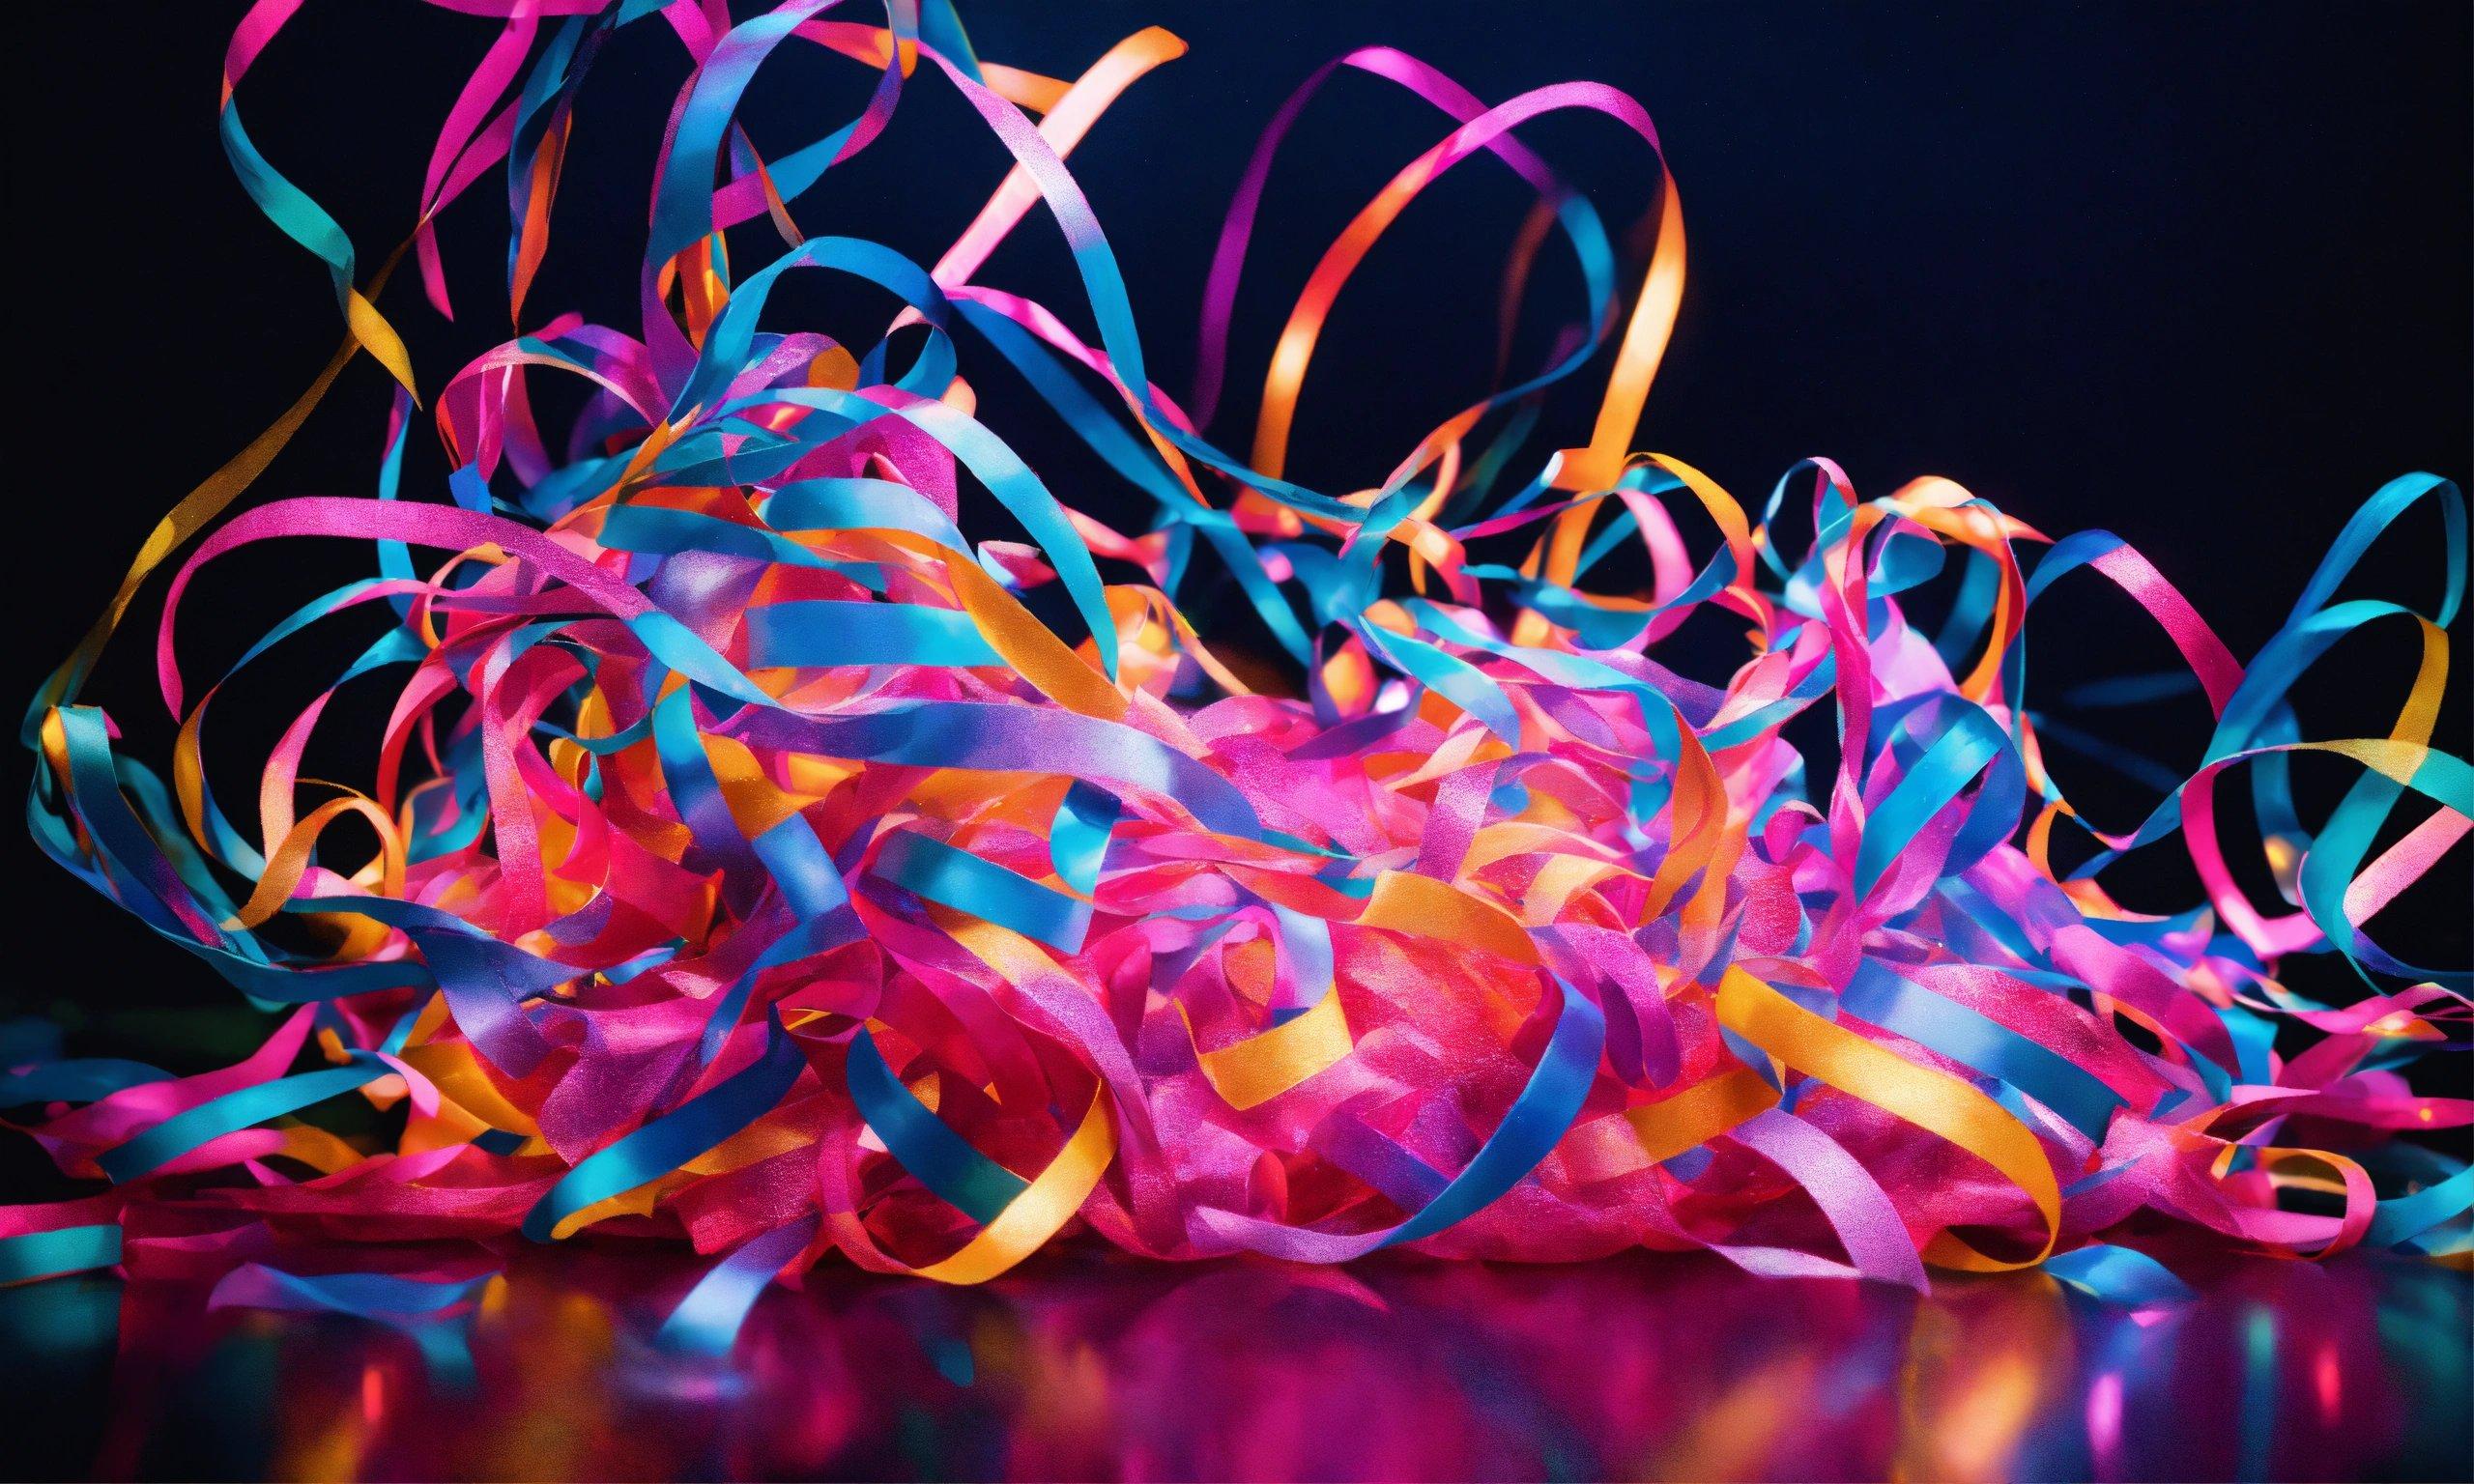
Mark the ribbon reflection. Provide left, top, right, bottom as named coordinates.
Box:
left=3, top=1249, right=2461, bottom=1481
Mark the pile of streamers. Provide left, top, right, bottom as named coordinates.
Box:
left=7, top=0, right=2470, bottom=1330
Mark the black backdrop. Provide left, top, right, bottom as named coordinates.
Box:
left=4, top=4, right=2467, bottom=1070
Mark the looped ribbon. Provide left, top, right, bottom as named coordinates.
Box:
left=9, top=0, right=2467, bottom=1341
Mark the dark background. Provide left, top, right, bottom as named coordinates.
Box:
left=4, top=3, right=2467, bottom=1070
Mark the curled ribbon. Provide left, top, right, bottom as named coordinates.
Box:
left=7, top=0, right=2467, bottom=1347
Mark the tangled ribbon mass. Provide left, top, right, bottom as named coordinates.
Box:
left=7, top=0, right=2468, bottom=1328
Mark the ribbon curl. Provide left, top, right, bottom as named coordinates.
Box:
left=9, top=0, right=2468, bottom=1347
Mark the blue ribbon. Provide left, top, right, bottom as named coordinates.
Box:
left=522, top=1012, right=808, bottom=1242
left=845, top=1028, right=1027, bottom=1224
left=871, top=831, right=1093, bottom=956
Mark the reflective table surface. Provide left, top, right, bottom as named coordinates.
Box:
left=4, top=1246, right=2466, bottom=1481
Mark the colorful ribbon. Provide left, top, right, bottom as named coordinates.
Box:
left=9, top=0, right=2466, bottom=1348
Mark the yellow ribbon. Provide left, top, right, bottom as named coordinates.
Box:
left=1714, top=966, right=2059, bottom=1270
left=910, top=1085, right=1117, bottom=1285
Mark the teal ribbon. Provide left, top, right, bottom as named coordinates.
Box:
left=521, top=1013, right=808, bottom=1242
left=100, top=1054, right=390, bottom=1184
left=871, top=831, right=1094, bottom=955
left=846, top=1028, right=1026, bottom=1224
left=0, top=1224, right=122, bottom=1285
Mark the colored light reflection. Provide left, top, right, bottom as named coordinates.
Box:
left=1, top=1248, right=2463, bottom=1480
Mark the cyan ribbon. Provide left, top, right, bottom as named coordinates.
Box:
left=522, top=1012, right=808, bottom=1242
left=1049, top=783, right=1121, bottom=898
left=2366, top=1165, right=2474, bottom=1248
left=732, top=702, right=1262, bottom=841
left=1854, top=703, right=2015, bottom=899
left=656, top=1213, right=822, bottom=1356
left=1841, top=962, right=2125, bottom=1142
left=871, top=831, right=1094, bottom=956
left=2043, top=1243, right=2194, bottom=1305
left=0, top=1060, right=171, bottom=1106
left=846, top=1028, right=1027, bottom=1224
left=0, top=1225, right=122, bottom=1285
left=743, top=601, right=1000, bottom=670
left=100, top=1053, right=390, bottom=1184
left=1384, top=979, right=1605, bottom=1246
